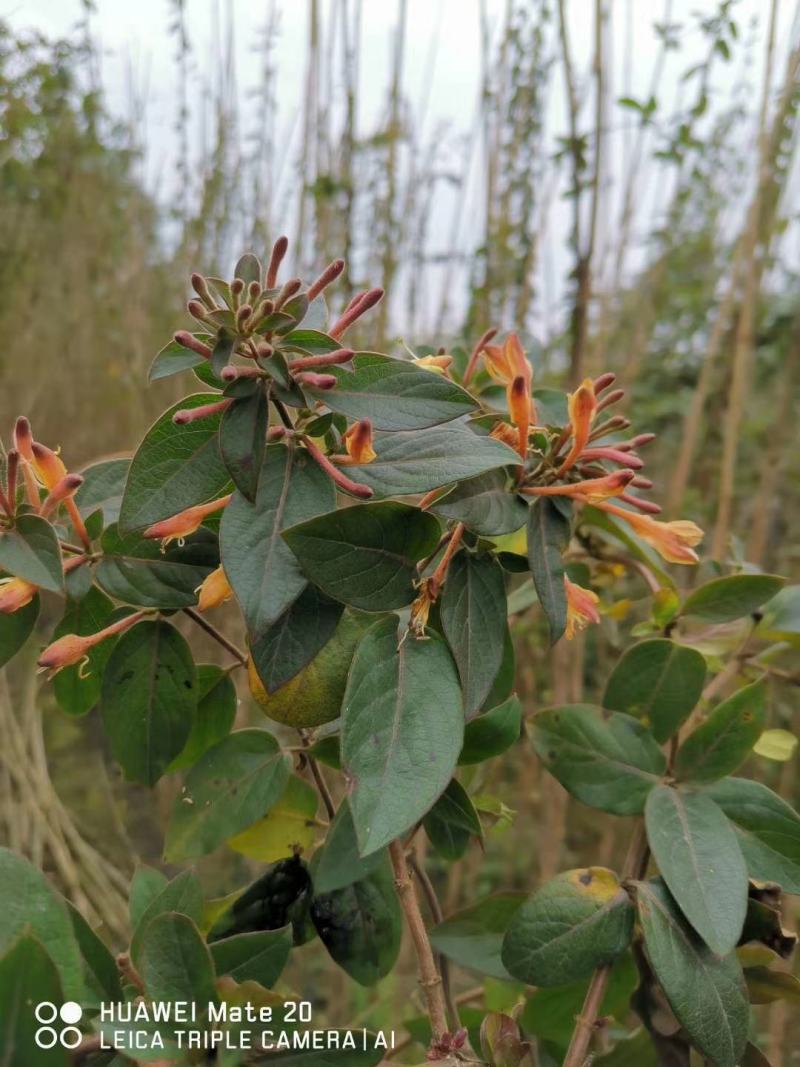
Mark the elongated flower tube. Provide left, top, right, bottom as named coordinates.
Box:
left=0, top=576, right=38, bottom=614
left=143, top=494, right=232, bottom=547
left=37, top=610, right=146, bottom=678
left=565, top=577, right=600, bottom=639
left=301, top=436, right=373, bottom=498
left=174, top=331, right=212, bottom=360
left=307, top=258, right=345, bottom=302
left=40, top=474, right=83, bottom=518
left=595, top=501, right=703, bottom=564
left=482, top=333, right=534, bottom=461
left=579, top=446, right=644, bottom=470
left=196, top=566, right=233, bottom=612
left=557, top=378, right=597, bottom=475
left=524, top=469, right=635, bottom=503
left=173, top=399, right=233, bottom=425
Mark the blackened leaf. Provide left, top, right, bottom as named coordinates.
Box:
left=210, top=927, right=291, bottom=988
left=220, top=444, right=334, bottom=637
left=119, top=394, right=231, bottom=532
left=432, top=469, right=528, bottom=536
left=353, top=423, right=520, bottom=499
left=682, top=574, right=786, bottom=623
left=96, top=524, right=217, bottom=608
left=219, top=385, right=269, bottom=502
left=0, top=595, right=39, bottom=668
left=430, top=893, right=526, bottom=980
left=250, top=585, right=343, bottom=694
left=164, top=729, right=291, bottom=862
left=527, top=498, right=571, bottom=644
left=459, top=695, right=522, bottom=765
left=531, top=705, right=666, bottom=815
left=0, top=936, right=69, bottom=1066
left=423, top=779, right=482, bottom=860
left=314, top=800, right=386, bottom=893
left=226, top=775, right=318, bottom=863
left=637, top=878, right=748, bottom=1067
left=52, top=587, right=116, bottom=717
left=283, top=502, right=440, bottom=612
left=440, top=552, right=507, bottom=718
left=342, top=618, right=464, bottom=855
left=603, top=638, right=707, bottom=743
left=310, top=859, right=402, bottom=986
left=704, top=777, right=800, bottom=893
left=645, top=785, right=748, bottom=954
left=140, top=912, right=217, bottom=1007
left=209, top=856, right=311, bottom=943
left=169, top=664, right=237, bottom=771
left=0, top=514, right=63, bottom=592
left=305, top=352, right=478, bottom=430
left=130, top=870, right=203, bottom=967
left=101, top=620, right=197, bottom=786
left=675, top=679, right=767, bottom=783
left=502, top=868, right=634, bottom=986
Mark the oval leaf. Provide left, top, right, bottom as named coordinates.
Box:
left=430, top=893, right=526, bottom=980
left=459, top=695, right=522, bottom=765
left=96, top=524, right=218, bottom=608
left=219, top=385, right=269, bottom=502
left=0, top=594, right=39, bottom=668
left=0, top=936, right=69, bottom=1066
left=675, top=679, right=767, bottom=783
left=682, top=574, right=786, bottom=623
left=423, top=779, right=482, bottom=861
left=140, top=912, right=217, bottom=1007
left=432, top=470, right=528, bottom=536
left=314, top=800, right=386, bottom=894
left=527, top=498, right=571, bottom=645
left=0, top=514, right=63, bottom=592
left=210, top=926, right=291, bottom=988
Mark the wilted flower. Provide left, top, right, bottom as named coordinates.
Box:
left=196, top=566, right=233, bottom=611
left=565, top=577, right=600, bottom=639
left=144, top=494, right=232, bottom=547
left=341, top=419, right=377, bottom=465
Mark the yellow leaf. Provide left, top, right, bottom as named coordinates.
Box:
left=488, top=527, right=527, bottom=557
left=227, top=775, right=319, bottom=861
left=754, top=729, right=798, bottom=762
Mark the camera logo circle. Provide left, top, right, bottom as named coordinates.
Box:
left=35, top=1002, right=84, bottom=1049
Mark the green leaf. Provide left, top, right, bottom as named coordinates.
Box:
left=129, top=866, right=168, bottom=931
left=282, top=329, right=342, bottom=355
left=149, top=334, right=211, bottom=383
left=744, top=966, right=800, bottom=1004
left=0, top=848, right=85, bottom=1001
left=119, top=394, right=231, bottom=532
left=675, top=679, right=767, bottom=783
left=250, top=585, right=343, bottom=694
left=211, top=328, right=237, bottom=377
left=305, top=352, right=478, bottom=429
left=0, top=594, right=39, bottom=668
left=527, top=498, right=571, bottom=644
left=645, top=785, right=747, bottom=954
left=96, top=525, right=218, bottom=608
left=703, top=777, right=800, bottom=893
left=757, top=584, right=800, bottom=639
left=0, top=514, right=63, bottom=592
left=459, top=695, right=522, bottom=764
left=130, top=870, right=203, bottom=967
left=220, top=444, right=334, bottom=637
left=101, top=620, right=197, bottom=786
left=0, top=936, right=69, bottom=1066
left=284, top=502, right=440, bottom=612
left=430, top=893, right=526, bottom=980
left=423, top=779, right=482, bottom=860
left=234, top=252, right=262, bottom=285
left=531, top=705, right=666, bottom=816
left=314, top=800, right=386, bottom=893
left=637, top=879, right=748, bottom=1067
left=603, top=639, right=707, bottom=742
left=352, top=422, right=520, bottom=498
left=342, top=618, right=464, bottom=855
left=440, top=552, right=507, bottom=717
left=502, top=868, right=634, bottom=987
left=593, top=1029, right=659, bottom=1067
left=75, top=457, right=130, bottom=525
left=140, top=912, right=217, bottom=1007
left=682, top=574, right=786, bottom=622
left=67, top=902, right=123, bottom=1003
left=169, top=664, right=237, bottom=770
left=164, top=729, right=291, bottom=862
left=210, top=927, right=292, bottom=988
left=432, top=470, right=528, bottom=536
left=310, top=859, right=402, bottom=986
left=219, top=385, right=269, bottom=502
left=52, top=588, right=116, bottom=717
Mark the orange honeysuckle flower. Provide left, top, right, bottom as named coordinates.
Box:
left=525, top=469, right=635, bottom=503
left=37, top=610, right=146, bottom=677
left=341, top=419, right=377, bottom=465
left=558, top=378, right=598, bottom=475
left=196, top=566, right=233, bottom=612
left=30, top=442, right=68, bottom=490
left=565, top=576, right=600, bottom=640
left=0, top=576, right=38, bottom=614
left=414, top=354, right=453, bottom=375
left=509, top=376, right=531, bottom=461
left=489, top=421, right=519, bottom=449
left=143, top=494, right=232, bottom=547
left=596, top=501, right=703, bottom=564
left=483, top=333, right=535, bottom=460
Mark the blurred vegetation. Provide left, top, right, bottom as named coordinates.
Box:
left=1, top=1, right=799, bottom=1061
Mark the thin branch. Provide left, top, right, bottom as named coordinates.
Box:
left=408, top=851, right=462, bottom=1034
left=182, top=608, right=247, bottom=667
left=299, top=732, right=336, bottom=820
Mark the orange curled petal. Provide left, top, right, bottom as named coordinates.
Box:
left=31, top=442, right=68, bottom=490
left=196, top=566, right=233, bottom=612
left=0, top=576, right=38, bottom=614
left=343, top=419, right=377, bottom=465
left=565, top=576, right=600, bottom=640
left=508, top=376, right=532, bottom=461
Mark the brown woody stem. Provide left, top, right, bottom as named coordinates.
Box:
left=182, top=607, right=247, bottom=667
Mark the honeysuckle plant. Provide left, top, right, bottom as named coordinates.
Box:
left=0, top=239, right=798, bottom=1067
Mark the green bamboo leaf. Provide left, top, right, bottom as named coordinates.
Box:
left=219, top=384, right=269, bottom=502
left=101, top=620, right=197, bottom=786
left=675, top=679, right=767, bottom=783
left=423, top=779, right=482, bottom=860
left=284, top=502, right=440, bottom=612
left=531, top=705, right=666, bottom=815
left=0, top=514, right=63, bottom=592
left=440, top=552, right=507, bottom=717
left=645, top=785, right=748, bottom=954
left=164, top=729, right=291, bottom=862
left=432, top=470, right=528, bottom=536
left=603, top=639, right=707, bottom=742
left=637, top=879, right=748, bottom=1067
left=430, top=893, right=526, bottom=980
left=220, top=444, right=334, bottom=637
left=703, top=777, right=800, bottom=893
left=119, top=394, right=231, bottom=532
left=527, top=498, right=571, bottom=644
left=342, top=618, right=464, bottom=855
left=502, top=868, right=634, bottom=986
left=0, top=595, right=39, bottom=668
left=682, top=574, right=786, bottom=623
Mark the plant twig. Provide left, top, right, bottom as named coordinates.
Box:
left=299, top=731, right=336, bottom=819
left=182, top=608, right=247, bottom=667
left=408, top=851, right=462, bottom=1034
